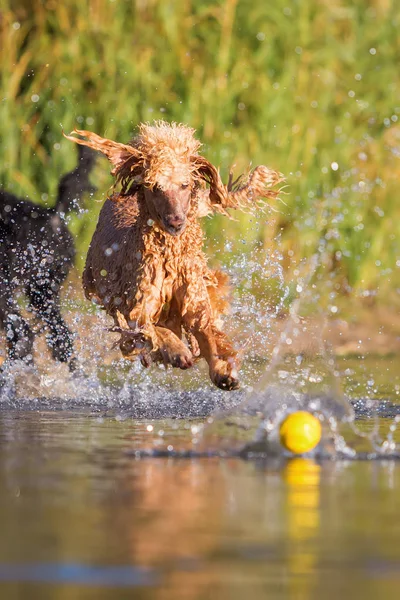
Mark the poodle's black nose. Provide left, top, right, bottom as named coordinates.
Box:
left=164, top=214, right=185, bottom=234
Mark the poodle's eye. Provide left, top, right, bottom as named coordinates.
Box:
left=181, top=183, right=190, bottom=190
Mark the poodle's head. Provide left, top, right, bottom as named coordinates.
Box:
left=64, top=121, right=231, bottom=236
left=64, top=121, right=283, bottom=236
left=142, top=182, right=192, bottom=236
left=134, top=122, right=201, bottom=235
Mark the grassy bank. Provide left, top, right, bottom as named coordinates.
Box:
left=1, top=0, right=399, bottom=305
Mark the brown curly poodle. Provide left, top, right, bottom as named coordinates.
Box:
left=65, top=121, right=283, bottom=390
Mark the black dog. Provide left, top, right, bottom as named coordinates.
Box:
left=0, top=145, right=96, bottom=370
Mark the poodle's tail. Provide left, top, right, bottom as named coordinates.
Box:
left=55, top=144, right=97, bottom=214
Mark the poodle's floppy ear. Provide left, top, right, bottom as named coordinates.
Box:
left=192, top=155, right=229, bottom=214
left=63, top=129, right=141, bottom=176
left=193, top=154, right=284, bottom=215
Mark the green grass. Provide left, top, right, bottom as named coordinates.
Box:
left=1, top=0, right=399, bottom=303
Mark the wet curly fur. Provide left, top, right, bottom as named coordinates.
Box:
left=0, top=145, right=96, bottom=369
left=65, top=122, right=283, bottom=390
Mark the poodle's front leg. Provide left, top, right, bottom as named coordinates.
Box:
left=123, top=286, right=193, bottom=370
left=153, top=326, right=193, bottom=369
left=118, top=323, right=193, bottom=370
left=183, top=305, right=240, bottom=391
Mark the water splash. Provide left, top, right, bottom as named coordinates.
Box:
left=1, top=244, right=399, bottom=460
left=126, top=250, right=399, bottom=460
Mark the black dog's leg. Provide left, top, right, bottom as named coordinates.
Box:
left=26, top=284, right=75, bottom=369
left=0, top=262, right=34, bottom=363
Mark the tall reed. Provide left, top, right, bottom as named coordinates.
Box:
left=1, top=0, right=399, bottom=302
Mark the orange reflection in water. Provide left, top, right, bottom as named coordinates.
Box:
left=126, top=458, right=227, bottom=565
left=120, top=456, right=323, bottom=600
left=124, top=457, right=236, bottom=600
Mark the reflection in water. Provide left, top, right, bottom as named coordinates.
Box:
left=0, top=413, right=399, bottom=599
left=285, top=459, right=320, bottom=600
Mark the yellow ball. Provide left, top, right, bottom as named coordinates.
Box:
left=279, top=411, right=322, bottom=454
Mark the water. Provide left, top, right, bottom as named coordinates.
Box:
left=0, top=411, right=399, bottom=599
left=1, top=232, right=399, bottom=596
left=0, top=350, right=399, bottom=598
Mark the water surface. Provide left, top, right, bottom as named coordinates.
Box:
left=0, top=410, right=399, bottom=599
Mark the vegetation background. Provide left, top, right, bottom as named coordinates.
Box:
left=1, top=0, right=399, bottom=311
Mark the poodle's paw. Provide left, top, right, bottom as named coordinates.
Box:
left=211, top=359, right=240, bottom=391
left=155, top=327, right=194, bottom=370
left=161, top=344, right=194, bottom=370
left=171, top=351, right=194, bottom=370
left=120, top=332, right=149, bottom=359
